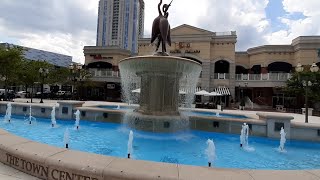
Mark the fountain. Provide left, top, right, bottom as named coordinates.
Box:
left=115, top=105, right=120, bottom=110
left=279, top=127, right=286, bottom=152
left=74, top=110, right=80, bottom=130
left=51, top=106, right=57, bottom=127
left=216, top=112, right=220, bottom=117
left=118, top=0, right=201, bottom=132
left=4, top=103, right=12, bottom=123
left=240, top=123, right=249, bottom=148
left=127, top=130, right=134, bottom=159
left=64, top=128, right=70, bottom=149
left=205, top=139, right=216, bottom=167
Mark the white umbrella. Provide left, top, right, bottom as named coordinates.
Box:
left=132, top=88, right=140, bottom=93
left=132, top=88, right=186, bottom=95
left=207, top=91, right=223, bottom=96
left=194, top=90, right=210, bottom=96
left=179, top=90, right=187, bottom=94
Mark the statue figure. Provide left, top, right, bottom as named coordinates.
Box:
left=151, top=0, right=173, bottom=55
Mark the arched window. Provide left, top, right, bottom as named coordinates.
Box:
left=87, top=62, right=113, bottom=69
left=214, top=60, right=230, bottom=73
left=236, top=65, right=248, bottom=74
left=268, top=62, right=292, bottom=73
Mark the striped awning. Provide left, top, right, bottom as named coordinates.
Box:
left=214, top=86, right=231, bottom=96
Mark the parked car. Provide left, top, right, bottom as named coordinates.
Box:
left=56, top=90, right=66, bottom=96
left=15, top=91, right=27, bottom=98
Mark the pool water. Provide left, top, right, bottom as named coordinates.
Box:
left=1, top=115, right=320, bottom=170
left=97, top=105, right=247, bottom=119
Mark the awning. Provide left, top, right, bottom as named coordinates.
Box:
left=214, top=87, right=231, bottom=96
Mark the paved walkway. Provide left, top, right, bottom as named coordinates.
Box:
left=0, top=162, right=39, bottom=180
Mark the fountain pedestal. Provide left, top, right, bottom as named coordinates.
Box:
left=119, top=56, right=202, bottom=132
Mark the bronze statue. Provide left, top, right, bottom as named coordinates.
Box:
left=151, top=0, right=173, bottom=55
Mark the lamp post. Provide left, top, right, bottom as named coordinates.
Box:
left=39, top=68, right=49, bottom=103
left=295, top=62, right=319, bottom=123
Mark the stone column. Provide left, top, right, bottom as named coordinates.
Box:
left=257, top=113, right=294, bottom=139
left=229, top=62, right=236, bottom=99
left=57, top=101, right=85, bottom=120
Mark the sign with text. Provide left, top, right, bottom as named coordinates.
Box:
left=170, top=42, right=201, bottom=54
left=5, top=153, right=99, bottom=180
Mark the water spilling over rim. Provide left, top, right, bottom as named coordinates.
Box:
left=119, top=55, right=202, bottom=132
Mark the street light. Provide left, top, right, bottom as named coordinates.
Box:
left=295, top=62, right=319, bottom=123
left=39, top=68, right=49, bottom=103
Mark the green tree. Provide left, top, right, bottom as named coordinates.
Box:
left=0, top=45, right=24, bottom=100
left=16, top=60, right=53, bottom=102
left=285, top=71, right=320, bottom=105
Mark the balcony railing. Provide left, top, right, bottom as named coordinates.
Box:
left=90, top=70, right=120, bottom=78
left=235, top=73, right=291, bottom=81
left=212, top=73, right=230, bottom=80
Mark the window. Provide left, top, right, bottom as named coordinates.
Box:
left=213, top=121, right=219, bottom=128
left=164, top=122, right=170, bottom=128
left=81, top=111, right=86, bottom=117
left=274, top=122, right=284, bottom=131
left=41, top=108, right=46, bottom=113
left=23, top=107, right=27, bottom=112
left=62, top=107, right=68, bottom=114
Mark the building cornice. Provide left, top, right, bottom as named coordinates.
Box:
left=247, top=45, right=294, bottom=55
left=83, top=46, right=132, bottom=56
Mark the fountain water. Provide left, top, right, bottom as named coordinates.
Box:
left=216, top=112, right=220, bottom=117
left=240, top=123, right=249, bottom=148
left=279, top=127, right=286, bottom=152
left=205, top=139, right=216, bottom=167
left=51, top=106, right=57, bottom=127
left=74, top=110, right=80, bottom=130
left=127, top=130, right=134, bottom=159
left=119, top=56, right=202, bottom=132
left=4, top=103, right=12, bottom=123
left=28, top=105, right=36, bottom=125
left=64, top=128, right=70, bottom=149
left=115, top=105, right=120, bottom=110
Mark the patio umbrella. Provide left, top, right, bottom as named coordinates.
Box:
left=132, top=88, right=140, bottom=93
left=207, top=91, right=223, bottom=96
left=179, top=90, right=187, bottom=95
left=194, top=90, right=210, bottom=96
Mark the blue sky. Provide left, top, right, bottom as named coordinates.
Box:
left=0, top=0, right=319, bottom=63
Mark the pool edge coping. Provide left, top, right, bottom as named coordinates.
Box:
left=0, top=129, right=320, bottom=180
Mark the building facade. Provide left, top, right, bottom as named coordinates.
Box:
left=96, top=0, right=145, bottom=54
left=0, top=43, right=72, bottom=68
left=84, top=24, right=320, bottom=107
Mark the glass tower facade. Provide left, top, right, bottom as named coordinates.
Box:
left=96, top=0, right=145, bottom=54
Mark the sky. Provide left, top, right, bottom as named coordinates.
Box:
left=0, top=0, right=320, bottom=64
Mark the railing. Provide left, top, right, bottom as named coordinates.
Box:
left=214, top=31, right=236, bottom=36
left=212, top=73, right=230, bottom=80
left=235, top=73, right=291, bottom=81
left=90, top=70, right=120, bottom=78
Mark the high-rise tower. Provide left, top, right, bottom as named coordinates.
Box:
left=96, top=0, right=145, bottom=54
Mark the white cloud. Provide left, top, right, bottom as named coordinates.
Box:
left=264, top=0, right=320, bottom=45
left=196, top=0, right=270, bottom=50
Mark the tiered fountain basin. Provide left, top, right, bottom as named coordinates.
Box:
left=119, top=56, right=202, bottom=132
left=1, top=102, right=320, bottom=180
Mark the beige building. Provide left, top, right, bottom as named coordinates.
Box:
left=84, top=24, right=320, bottom=107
